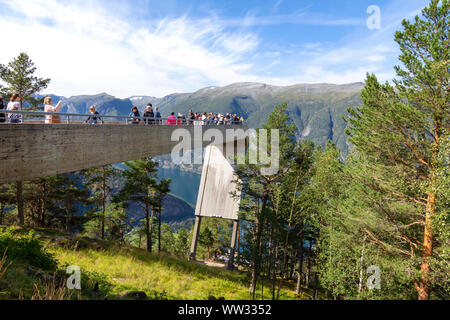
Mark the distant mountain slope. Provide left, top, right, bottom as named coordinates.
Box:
left=41, top=81, right=363, bottom=153
left=155, top=82, right=364, bottom=153
left=63, top=93, right=133, bottom=116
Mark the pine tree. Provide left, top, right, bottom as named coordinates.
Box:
left=175, top=228, right=191, bottom=258
left=0, top=52, right=50, bottom=109
left=345, top=0, right=449, bottom=300
left=82, top=165, right=118, bottom=239
left=116, top=158, right=158, bottom=252
left=0, top=53, right=51, bottom=225
left=199, top=226, right=215, bottom=259
left=152, top=178, right=171, bottom=253
left=235, top=102, right=298, bottom=298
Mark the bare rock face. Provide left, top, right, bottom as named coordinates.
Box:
left=120, top=291, right=147, bottom=300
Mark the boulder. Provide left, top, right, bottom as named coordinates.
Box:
left=120, top=291, right=147, bottom=300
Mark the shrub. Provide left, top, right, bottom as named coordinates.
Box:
left=0, top=227, right=57, bottom=270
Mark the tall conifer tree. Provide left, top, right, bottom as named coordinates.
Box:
left=346, top=0, right=449, bottom=299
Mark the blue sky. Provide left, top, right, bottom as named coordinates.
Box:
left=0, top=0, right=429, bottom=98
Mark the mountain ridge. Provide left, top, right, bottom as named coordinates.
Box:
left=39, top=81, right=364, bottom=153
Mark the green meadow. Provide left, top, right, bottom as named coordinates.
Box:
left=0, top=226, right=311, bottom=300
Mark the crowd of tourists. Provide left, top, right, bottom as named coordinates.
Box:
left=128, top=104, right=244, bottom=125
left=0, top=94, right=64, bottom=124
left=0, top=95, right=245, bottom=125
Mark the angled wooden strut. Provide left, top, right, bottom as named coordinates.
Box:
left=189, top=142, right=245, bottom=270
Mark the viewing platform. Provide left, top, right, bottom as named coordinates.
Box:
left=0, top=110, right=248, bottom=184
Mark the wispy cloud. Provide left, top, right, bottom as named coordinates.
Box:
left=0, top=0, right=265, bottom=97
left=204, top=11, right=364, bottom=28
left=0, top=0, right=429, bottom=97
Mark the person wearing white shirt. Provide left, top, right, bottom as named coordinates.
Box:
left=201, top=112, right=207, bottom=126
left=7, top=93, right=21, bottom=111
left=44, top=96, right=63, bottom=124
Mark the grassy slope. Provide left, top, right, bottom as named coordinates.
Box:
left=0, top=227, right=312, bottom=300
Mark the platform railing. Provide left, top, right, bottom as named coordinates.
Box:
left=0, top=110, right=245, bottom=125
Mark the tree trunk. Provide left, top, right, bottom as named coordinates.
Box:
left=15, top=100, right=25, bottom=226
left=101, top=166, right=106, bottom=240
left=417, top=191, right=435, bottom=300
left=283, top=175, right=300, bottom=278
left=289, top=247, right=296, bottom=279
left=138, top=233, right=142, bottom=249
left=236, top=221, right=240, bottom=263
left=272, top=244, right=278, bottom=299
left=358, top=235, right=367, bottom=296
left=145, top=197, right=152, bottom=252
left=276, top=279, right=282, bottom=300
left=250, top=194, right=268, bottom=299
left=65, top=176, right=71, bottom=232
left=250, top=232, right=259, bottom=298
left=158, top=201, right=162, bottom=253
left=305, top=240, right=312, bottom=287
left=268, top=225, right=274, bottom=300
left=415, top=115, right=441, bottom=300
left=149, top=201, right=156, bottom=253
left=16, top=181, right=24, bottom=225
left=295, top=231, right=304, bottom=294
left=416, top=121, right=440, bottom=300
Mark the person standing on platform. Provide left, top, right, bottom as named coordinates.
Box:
left=43, top=96, right=63, bottom=124
left=167, top=112, right=177, bottom=125
left=154, top=106, right=161, bottom=124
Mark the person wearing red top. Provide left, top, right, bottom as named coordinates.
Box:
left=167, top=112, right=177, bottom=125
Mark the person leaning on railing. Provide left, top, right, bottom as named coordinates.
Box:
left=128, top=106, right=141, bottom=125
left=44, top=96, right=63, bottom=124
left=84, top=106, right=103, bottom=125
left=167, top=112, right=177, bottom=125
left=8, top=105, right=22, bottom=123
left=143, top=104, right=154, bottom=125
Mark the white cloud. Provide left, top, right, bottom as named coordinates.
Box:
left=0, top=0, right=427, bottom=97
left=367, top=55, right=386, bottom=62
left=0, top=0, right=264, bottom=98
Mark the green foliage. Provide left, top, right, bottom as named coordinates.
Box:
left=236, top=102, right=313, bottom=298
left=23, top=96, right=45, bottom=111
left=82, top=204, right=130, bottom=241
left=0, top=227, right=57, bottom=270
left=197, top=218, right=231, bottom=260
left=0, top=184, right=15, bottom=225
left=344, top=0, right=449, bottom=299
left=199, top=226, right=215, bottom=259
left=116, top=158, right=159, bottom=252
left=80, top=269, right=114, bottom=298
left=0, top=52, right=50, bottom=106
left=174, top=228, right=191, bottom=259
left=160, top=223, right=176, bottom=252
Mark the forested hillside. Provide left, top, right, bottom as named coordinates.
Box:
left=0, top=0, right=447, bottom=302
